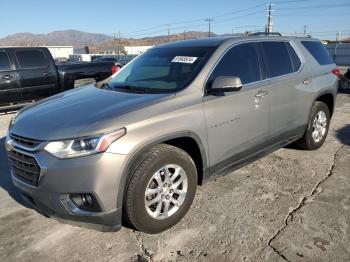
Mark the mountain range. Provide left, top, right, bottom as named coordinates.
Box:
left=0, top=30, right=214, bottom=48
left=1, top=30, right=348, bottom=49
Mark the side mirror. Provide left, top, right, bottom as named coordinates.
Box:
left=207, top=76, right=243, bottom=94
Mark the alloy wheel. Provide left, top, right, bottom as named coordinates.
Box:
left=144, top=164, right=188, bottom=220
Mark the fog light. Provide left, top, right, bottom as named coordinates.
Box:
left=81, top=194, right=93, bottom=207
left=69, top=193, right=101, bottom=212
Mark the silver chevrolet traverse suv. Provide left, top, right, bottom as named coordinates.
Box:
left=5, top=36, right=338, bottom=233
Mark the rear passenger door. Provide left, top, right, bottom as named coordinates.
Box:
left=260, top=41, right=307, bottom=141
left=203, top=42, right=270, bottom=174
left=14, top=49, right=57, bottom=101
left=0, top=50, right=21, bottom=105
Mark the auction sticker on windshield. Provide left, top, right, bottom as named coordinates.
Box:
left=172, top=56, right=198, bottom=64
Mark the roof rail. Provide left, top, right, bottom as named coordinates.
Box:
left=249, top=32, right=282, bottom=36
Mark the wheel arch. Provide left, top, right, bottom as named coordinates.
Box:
left=314, top=91, right=335, bottom=117
left=116, top=131, right=208, bottom=209
left=305, top=91, right=335, bottom=129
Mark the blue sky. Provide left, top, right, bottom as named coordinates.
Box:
left=1, top=0, right=349, bottom=40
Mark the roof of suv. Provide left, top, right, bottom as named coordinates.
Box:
left=156, top=35, right=319, bottom=49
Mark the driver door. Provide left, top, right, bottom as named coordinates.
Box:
left=203, top=42, right=270, bottom=176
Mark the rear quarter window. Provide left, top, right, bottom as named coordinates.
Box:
left=15, top=49, right=48, bottom=69
left=286, top=43, right=302, bottom=71
left=301, top=41, right=333, bottom=65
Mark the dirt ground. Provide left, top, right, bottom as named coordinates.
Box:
left=0, top=94, right=349, bottom=262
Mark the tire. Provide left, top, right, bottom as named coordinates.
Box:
left=124, top=144, right=197, bottom=234
left=343, top=81, right=350, bottom=94
left=297, top=101, right=330, bottom=150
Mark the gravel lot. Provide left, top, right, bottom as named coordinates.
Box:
left=0, top=94, right=349, bottom=262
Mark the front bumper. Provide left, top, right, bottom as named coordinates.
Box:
left=5, top=135, right=128, bottom=230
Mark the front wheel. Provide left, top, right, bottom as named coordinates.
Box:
left=297, top=101, right=330, bottom=150
left=124, top=144, right=197, bottom=234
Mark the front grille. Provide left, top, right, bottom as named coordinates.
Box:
left=8, top=150, right=41, bottom=186
left=10, top=134, right=43, bottom=150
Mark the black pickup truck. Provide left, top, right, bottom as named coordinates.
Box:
left=0, top=47, right=117, bottom=109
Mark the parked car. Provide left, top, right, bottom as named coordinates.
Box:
left=0, top=47, right=117, bottom=109
left=5, top=36, right=338, bottom=233
left=54, top=57, right=69, bottom=65
left=339, top=66, right=350, bottom=92
left=93, top=56, right=124, bottom=70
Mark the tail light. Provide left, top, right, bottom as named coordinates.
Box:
left=111, top=65, right=118, bottom=75
left=332, top=68, right=340, bottom=78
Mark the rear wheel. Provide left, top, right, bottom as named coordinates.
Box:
left=297, top=101, right=330, bottom=150
left=124, top=144, right=197, bottom=234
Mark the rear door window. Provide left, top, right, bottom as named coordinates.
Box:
left=15, top=49, right=48, bottom=69
left=301, top=41, right=333, bottom=65
left=209, top=43, right=261, bottom=85
left=260, top=42, right=294, bottom=78
left=0, top=51, right=11, bottom=71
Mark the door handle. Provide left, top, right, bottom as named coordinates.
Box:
left=303, top=78, right=312, bottom=85
left=255, top=91, right=268, bottom=98
left=2, top=75, right=14, bottom=80
left=42, top=71, right=50, bottom=76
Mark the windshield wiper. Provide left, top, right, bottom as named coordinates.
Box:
left=111, top=84, right=151, bottom=94
left=100, top=82, right=113, bottom=90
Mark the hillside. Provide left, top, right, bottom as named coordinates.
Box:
left=0, top=30, right=113, bottom=47
left=95, top=31, right=214, bottom=51
left=0, top=30, right=215, bottom=48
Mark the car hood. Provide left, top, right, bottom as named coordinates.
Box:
left=10, top=85, right=174, bottom=140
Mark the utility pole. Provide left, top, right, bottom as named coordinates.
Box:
left=205, top=18, right=214, bottom=37
left=166, top=24, right=171, bottom=42
left=336, top=30, right=340, bottom=42
left=303, top=25, right=307, bottom=36
left=265, top=3, right=273, bottom=34
left=118, top=31, right=121, bottom=55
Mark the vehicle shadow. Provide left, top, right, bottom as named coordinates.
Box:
left=0, top=137, right=31, bottom=208
left=336, top=124, right=350, bottom=146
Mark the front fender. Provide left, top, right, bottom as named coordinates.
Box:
left=114, top=130, right=208, bottom=209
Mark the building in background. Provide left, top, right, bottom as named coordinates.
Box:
left=124, top=46, right=153, bottom=55
left=46, top=46, right=74, bottom=59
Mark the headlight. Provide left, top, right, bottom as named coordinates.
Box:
left=8, top=111, right=19, bottom=130
left=44, top=128, right=126, bottom=158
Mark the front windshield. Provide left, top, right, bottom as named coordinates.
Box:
left=107, top=46, right=216, bottom=93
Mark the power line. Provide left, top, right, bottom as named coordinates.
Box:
left=211, top=9, right=265, bottom=25
left=114, top=0, right=348, bottom=40
left=123, top=9, right=264, bottom=38
left=212, top=3, right=266, bottom=19
left=273, top=0, right=313, bottom=4
left=121, top=2, right=266, bottom=36
left=275, top=11, right=350, bottom=17
left=275, top=2, right=350, bottom=10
